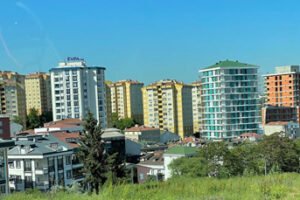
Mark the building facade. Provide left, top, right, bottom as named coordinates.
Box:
left=142, top=80, right=193, bottom=138
left=108, top=80, right=144, bottom=124
left=0, top=140, right=15, bottom=195
left=125, top=125, right=161, bottom=142
left=0, top=71, right=26, bottom=127
left=25, top=72, right=52, bottom=115
left=8, top=134, right=83, bottom=192
left=200, top=60, right=261, bottom=139
left=263, top=65, right=300, bottom=124
left=191, top=81, right=202, bottom=134
left=50, top=57, right=107, bottom=128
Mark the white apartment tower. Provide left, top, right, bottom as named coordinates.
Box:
left=50, top=58, right=107, bottom=127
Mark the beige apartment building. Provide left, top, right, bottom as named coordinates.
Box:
left=25, top=72, right=52, bottom=115
left=191, top=81, right=202, bottom=134
left=105, top=81, right=112, bottom=127
left=0, top=71, right=26, bottom=126
left=142, top=80, right=193, bottom=138
left=108, top=80, right=144, bottom=124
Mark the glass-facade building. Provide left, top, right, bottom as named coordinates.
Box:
left=200, top=60, right=261, bottom=139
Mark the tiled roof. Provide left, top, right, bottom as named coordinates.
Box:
left=125, top=125, right=160, bottom=132
left=44, top=118, right=83, bottom=128
left=51, top=132, right=81, bottom=148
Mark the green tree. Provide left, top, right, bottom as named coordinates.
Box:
left=77, top=112, right=126, bottom=194
left=169, top=157, right=208, bottom=177
left=259, top=133, right=299, bottom=173
left=26, top=108, right=41, bottom=129
left=40, top=111, right=53, bottom=124
left=77, top=112, right=107, bottom=194
left=111, top=112, right=135, bottom=130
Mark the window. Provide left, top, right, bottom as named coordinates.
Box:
left=66, top=170, right=72, bottom=179
left=16, top=160, right=21, bottom=169
left=57, top=156, right=64, bottom=170
left=66, top=155, right=71, bottom=165
left=24, top=160, right=32, bottom=172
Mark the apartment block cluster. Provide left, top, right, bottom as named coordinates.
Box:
left=1, top=57, right=300, bottom=194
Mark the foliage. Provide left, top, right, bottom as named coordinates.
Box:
left=26, top=108, right=41, bottom=129
left=77, top=111, right=108, bottom=194
left=111, top=112, right=135, bottom=130
left=25, top=108, right=53, bottom=129
left=169, top=133, right=300, bottom=179
left=77, top=112, right=126, bottom=194
left=4, top=173, right=300, bottom=200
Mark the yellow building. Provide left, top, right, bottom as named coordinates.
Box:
left=0, top=71, right=26, bottom=126
left=25, top=72, right=52, bottom=115
left=108, top=80, right=144, bottom=125
left=142, top=80, right=193, bottom=138
left=192, top=81, right=202, bottom=134
left=105, top=81, right=112, bottom=127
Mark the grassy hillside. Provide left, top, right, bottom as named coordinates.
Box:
left=4, top=173, right=300, bottom=200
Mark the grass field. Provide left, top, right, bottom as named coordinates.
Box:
left=3, top=173, right=300, bottom=200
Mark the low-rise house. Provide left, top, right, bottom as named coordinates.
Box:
left=163, top=146, right=197, bottom=180
left=136, top=151, right=164, bottom=183
left=0, top=140, right=15, bottom=195
left=239, top=133, right=262, bottom=142
left=102, top=128, right=126, bottom=161
left=263, top=121, right=300, bottom=138
left=8, top=133, right=83, bottom=192
left=125, top=125, right=160, bottom=143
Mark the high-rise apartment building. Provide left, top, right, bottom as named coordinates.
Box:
left=25, top=72, right=52, bottom=115
left=200, top=60, right=261, bottom=139
left=50, top=57, right=107, bottom=127
left=0, top=71, right=26, bottom=126
left=262, top=65, right=300, bottom=124
left=105, top=81, right=112, bottom=127
left=142, top=80, right=193, bottom=138
left=108, top=80, right=144, bottom=124
left=191, top=81, right=202, bottom=133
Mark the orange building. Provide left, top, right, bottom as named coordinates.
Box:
left=263, top=65, right=300, bottom=125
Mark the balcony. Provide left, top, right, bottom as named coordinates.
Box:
left=35, top=167, right=48, bottom=175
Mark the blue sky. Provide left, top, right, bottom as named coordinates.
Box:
left=0, top=0, right=300, bottom=84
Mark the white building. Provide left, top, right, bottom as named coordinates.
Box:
left=50, top=57, right=107, bottom=128
left=8, top=133, right=83, bottom=192
left=200, top=60, right=261, bottom=139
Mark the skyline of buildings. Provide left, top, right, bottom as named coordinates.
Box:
left=3, top=58, right=300, bottom=141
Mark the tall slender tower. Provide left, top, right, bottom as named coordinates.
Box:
left=200, top=60, right=261, bottom=139
left=108, top=80, right=144, bottom=124
left=142, top=80, right=193, bottom=138
left=25, top=72, right=52, bottom=115
left=50, top=57, right=107, bottom=127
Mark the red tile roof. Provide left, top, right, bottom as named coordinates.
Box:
left=44, top=118, right=83, bottom=128
left=51, top=132, right=81, bottom=148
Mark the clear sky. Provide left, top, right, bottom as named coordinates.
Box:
left=0, top=0, right=300, bottom=84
